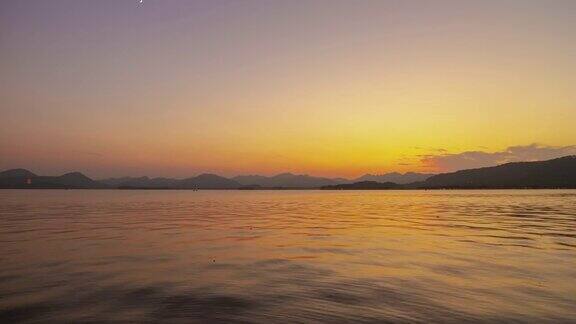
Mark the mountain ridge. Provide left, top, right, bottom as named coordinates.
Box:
left=0, top=170, right=105, bottom=189
left=321, top=181, right=402, bottom=190
left=412, top=155, right=576, bottom=189
left=233, top=173, right=347, bottom=188
left=354, top=172, right=434, bottom=184
left=2, top=156, right=575, bottom=189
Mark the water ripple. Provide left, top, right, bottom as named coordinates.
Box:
left=0, top=189, right=575, bottom=322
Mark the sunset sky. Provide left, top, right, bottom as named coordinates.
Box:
left=1, top=0, right=575, bottom=178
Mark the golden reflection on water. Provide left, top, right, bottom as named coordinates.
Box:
left=0, top=190, right=575, bottom=322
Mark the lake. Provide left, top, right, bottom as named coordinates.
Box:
left=1, top=190, right=575, bottom=323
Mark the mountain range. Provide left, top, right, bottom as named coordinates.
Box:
left=1, top=155, right=574, bottom=189
left=411, top=155, right=576, bottom=189
left=99, top=171, right=433, bottom=189
left=354, top=172, right=434, bottom=184
left=321, top=181, right=402, bottom=190
left=0, top=169, right=105, bottom=189
left=233, top=173, right=347, bottom=188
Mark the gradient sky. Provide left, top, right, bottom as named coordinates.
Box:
left=1, top=0, right=575, bottom=178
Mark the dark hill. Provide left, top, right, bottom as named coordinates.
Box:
left=98, top=177, right=138, bottom=187
left=0, top=170, right=105, bottom=189
left=0, top=168, right=37, bottom=179
left=354, top=172, right=433, bottom=184
left=51, top=172, right=105, bottom=188
left=233, top=173, right=343, bottom=188
left=415, top=156, right=576, bottom=189
left=321, top=181, right=402, bottom=190
left=116, top=176, right=179, bottom=188
left=178, top=174, right=240, bottom=189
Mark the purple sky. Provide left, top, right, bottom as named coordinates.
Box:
left=1, top=1, right=575, bottom=178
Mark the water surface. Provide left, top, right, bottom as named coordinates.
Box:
left=1, top=190, right=575, bottom=323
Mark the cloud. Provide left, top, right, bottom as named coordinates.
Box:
left=420, top=144, right=576, bottom=172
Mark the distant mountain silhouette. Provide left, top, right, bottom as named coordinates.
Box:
left=53, top=172, right=104, bottom=188
left=355, top=172, right=433, bottom=184
left=3, top=156, right=574, bottom=190
left=413, top=156, right=576, bottom=189
left=110, top=174, right=240, bottom=189
left=98, top=177, right=139, bottom=187
left=103, top=176, right=180, bottom=188
left=232, top=175, right=269, bottom=186
left=0, top=168, right=37, bottom=179
left=125, top=177, right=180, bottom=188
left=233, top=173, right=345, bottom=188
left=178, top=174, right=240, bottom=189
left=0, top=169, right=105, bottom=189
left=321, top=181, right=402, bottom=190
left=0, top=169, right=43, bottom=188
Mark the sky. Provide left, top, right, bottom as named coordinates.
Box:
left=1, top=0, right=575, bottom=178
